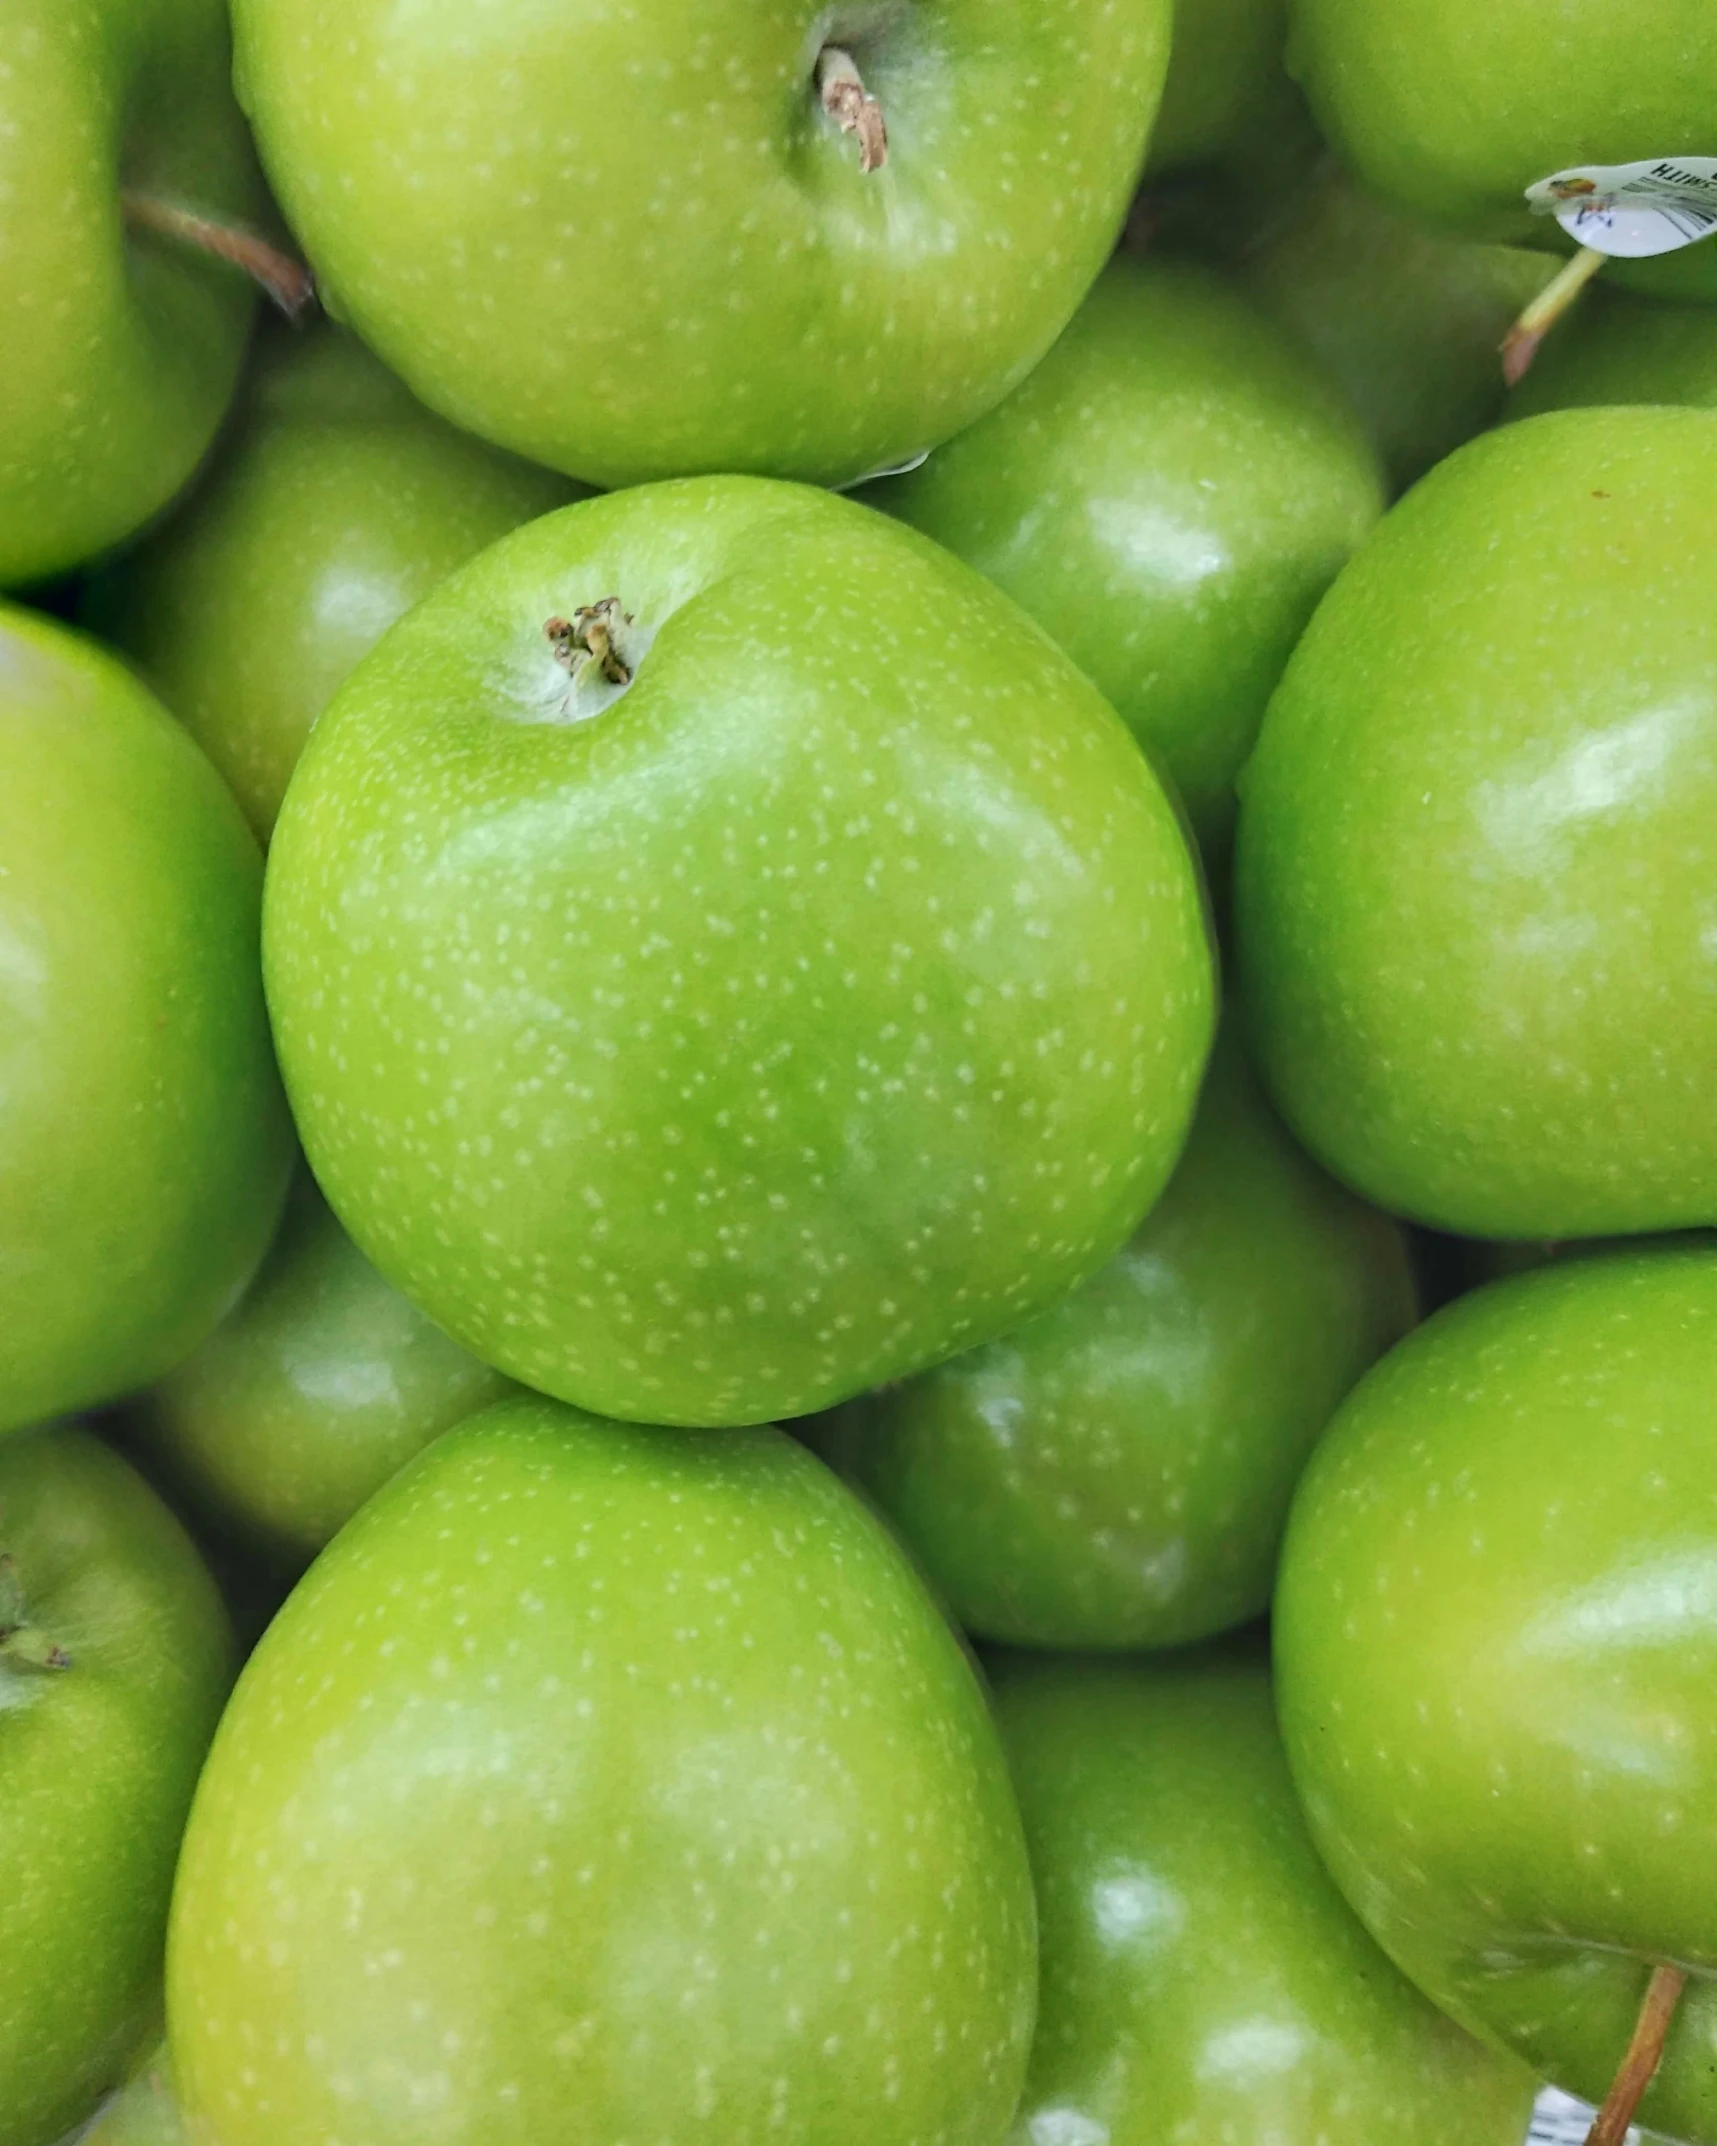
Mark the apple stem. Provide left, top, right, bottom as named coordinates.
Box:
left=1584, top=1963, right=1688, bottom=2146
left=817, top=47, right=889, bottom=174
left=121, top=193, right=317, bottom=320
left=1501, top=245, right=1607, bottom=387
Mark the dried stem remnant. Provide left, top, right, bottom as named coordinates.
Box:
left=0, top=1552, right=71, bottom=1673
left=546, top=601, right=636, bottom=690
left=818, top=47, right=889, bottom=174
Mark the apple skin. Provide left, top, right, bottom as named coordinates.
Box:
left=1146, top=0, right=1289, bottom=178
left=1276, top=1245, right=1717, bottom=2131
left=0, top=0, right=267, bottom=590
left=1283, top=0, right=1717, bottom=302
left=134, top=1173, right=517, bottom=1574
left=0, top=1425, right=234, bottom=2146
left=987, top=1645, right=1538, bottom=2145
left=230, top=0, right=1172, bottom=492
left=1238, top=162, right=1556, bottom=492
left=168, top=1396, right=1038, bottom=2146
left=0, top=604, right=295, bottom=1437
left=85, top=326, right=579, bottom=841
left=1511, top=289, right=1717, bottom=418
left=1235, top=407, right=1717, bottom=1241
left=264, top=477, right=1215, bottom=1428
left=812, top=1028, right=1416, bottom=1650
left=865, top=256, right=1384, bottom=855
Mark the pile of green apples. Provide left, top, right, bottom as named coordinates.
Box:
left=6, top=0, right=1717, bottom=2142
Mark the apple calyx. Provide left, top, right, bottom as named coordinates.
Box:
left=1584, top=1962, right=1688, bottom=2146
left=121, top=194, right=317, bottom=320
left=0, top=1554, right=71, bottom=1675
left=541, top=601, right=652, bottom=724
left=545, top=602, right=639, bottom=692
left=817, top=47, right=889, bottom=174
left=1501, top=244, right=1607, bottom=386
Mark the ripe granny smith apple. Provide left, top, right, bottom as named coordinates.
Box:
left=168, top=1397, right=1038, bottom=2146
left=1276, top=1245, right=1717, bottom=2133
left=87, top=326, right=579, bottom=841
left=230, top=0, right=1172, bottom=491
left=1236, top=407, right=1717, bottom=1240
left=866, top=256, right=1384, bottom=853
left=1284, top=0, right=1717, bottom=299
left=0, top=1425, right=233, bottom=2146
left=988, top=1647, right=1538, bottom=2145
left=264, top=477, right=1215, bottom=1427
left=816, top=1028, right=1415, bottom=1650
left=0, top=0, right=270, bottom=589
left=1239, top=163, right=1557, bottom=490
left=0, top=604, right=294, bottom=1437
left=1511, top=289, right=1717, bottom=417
left=136, top=1174, right=517, bottom=1573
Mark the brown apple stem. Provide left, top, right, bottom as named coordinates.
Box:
left=817, top=47, right=888, bottom=173
left=121, top=193, right=317, bottom=319
left=545, top=602, right=635, bottom=688
left=1583, top=1964, right=1688, bottom=2146
left=1502, top=245, right=1607, bottom=387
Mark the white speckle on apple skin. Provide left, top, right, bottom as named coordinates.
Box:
left=168, top=1402, right=1038, bottom=2146
left=263, top=478, right=1215, bottom=1428
left=228, top=0, right=1173, bottom=488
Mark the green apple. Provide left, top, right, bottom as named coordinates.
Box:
left=168, top=1396, right=1037, bottom=2146
left=1236, top=407, right=1717, bottom=1240
left=814, top=1028, right=1415, bottom=1650
left=1238, top=162, right=1558, bottom=490
left=1137, top=0, right=1325, bottom=264
left=988, top=1646, right=1538, bottom=2144
left=77, top=2046, right=188, bottom=2146
left=1, top=1425, right=233, bottom=2146
left=134, top=1173, right=517, bottom=1573
left=86, top=325, right=580, bottom=841
left=0, top=0, right=271, bottom=589
left=1146, top=0, right=1290, bottom=178
left=228, top=0, right=1173, bottom=491
left=1511, top=288, right=1717, bottom=417
left=865, top=256, right=1383, bottom=854
left=1283, top=0, right=1717, bottom=302
left=0, top=604, right=294, bottom=1437
left=264, top=477, right=1215, bottom=1427
left=1276, top=1244, right=1717, bottom=2133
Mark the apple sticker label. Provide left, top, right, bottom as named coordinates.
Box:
left=1526, top=157, right=1717, bottom=257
